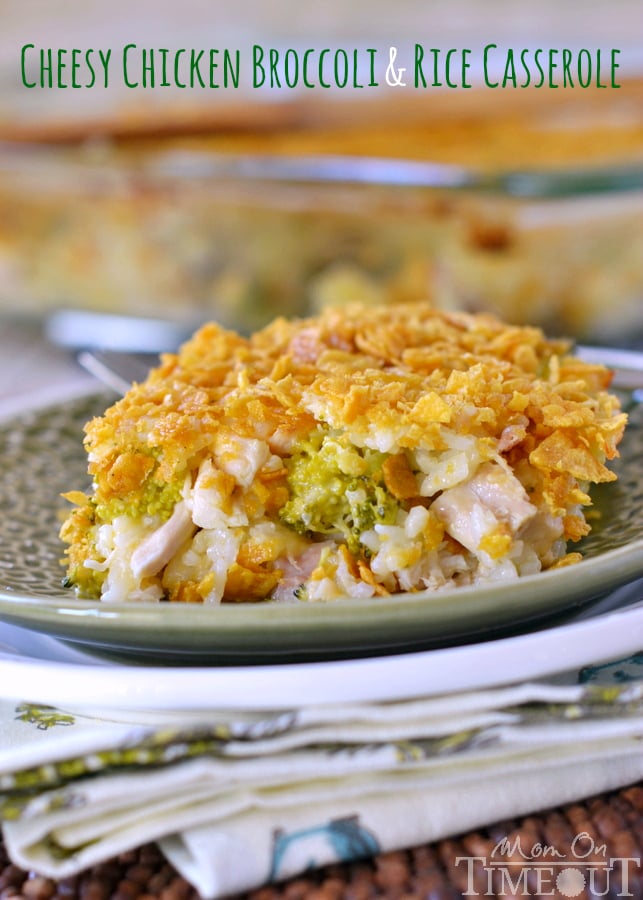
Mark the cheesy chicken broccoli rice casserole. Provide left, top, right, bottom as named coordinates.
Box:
left=60, top=304, right=627, bottom=604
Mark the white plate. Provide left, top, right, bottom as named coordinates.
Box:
left=0, top=578, right=641, bottom=711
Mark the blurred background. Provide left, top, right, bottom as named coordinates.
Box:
left=0, top=0, right=642, bottom=353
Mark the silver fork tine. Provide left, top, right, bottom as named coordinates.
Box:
left=77, top=350, right=157, bottom=395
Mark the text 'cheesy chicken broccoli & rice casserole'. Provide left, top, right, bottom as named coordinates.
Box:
left=60, top=303, right=627, bottom=605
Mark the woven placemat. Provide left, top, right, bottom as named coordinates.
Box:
left=1, top=784, right=641, bottom=900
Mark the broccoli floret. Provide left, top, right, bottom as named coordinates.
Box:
left=59, top=503, right=106, bottom=598
left=66, top=559, right=106, bottom=598
left=61, top=457, right=185, bottom=597
left=94, top=466, right=183, bottom=525
left=280, top=429, right=399, bottom=555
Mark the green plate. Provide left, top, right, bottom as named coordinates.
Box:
left=0, top=392, right=641, bottom=663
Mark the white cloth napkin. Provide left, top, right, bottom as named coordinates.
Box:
left=1, top=654, right=642, bottom=898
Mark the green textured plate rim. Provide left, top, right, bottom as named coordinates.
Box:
left=0, top=391, right=641, bottom=661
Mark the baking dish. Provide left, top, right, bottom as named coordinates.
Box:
left=0, top=101, right=641, bottom=343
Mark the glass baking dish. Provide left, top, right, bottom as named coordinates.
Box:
left=0, top=138, right=642, bottom=345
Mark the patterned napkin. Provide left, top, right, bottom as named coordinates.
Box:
left=1, top=654, right=642, bottom=898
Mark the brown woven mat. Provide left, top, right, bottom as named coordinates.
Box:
left=1, top=784, right=641, bottom=900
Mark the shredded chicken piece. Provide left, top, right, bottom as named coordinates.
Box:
left=467, top=462, right=536, bottom=532
left=433, top=462, right=536, bottom=557
left=131, top=502, right=196, bottom=580
left=271, top=542, right=336, bottom=602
